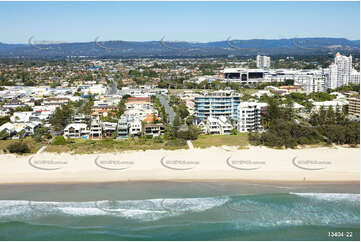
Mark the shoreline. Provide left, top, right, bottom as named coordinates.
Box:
left=0, top=146, right=359, bottom=184
left=0, top=179, right=359, bottom=186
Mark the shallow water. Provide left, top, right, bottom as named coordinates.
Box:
left=0, top=182, right=359, bottom=240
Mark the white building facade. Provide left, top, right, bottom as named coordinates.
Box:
left=256, top=55, right=271, bottom=69
left=326, top=52, right=353, bottom=89
left=237, top=102, right=267, bottom=132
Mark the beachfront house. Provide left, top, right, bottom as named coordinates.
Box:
left=142, top=123, right=165, bottom=137
left=64, top=123, right=90, bottom=138
left=205, top=116, right=233, bottom=135
left=117, top=118, right=129, bottom=139
left=102, top=122, right=117, bottom=138
left=89, top=118, right=102, bottom=139
left=129, top=119, right=142, bottom=137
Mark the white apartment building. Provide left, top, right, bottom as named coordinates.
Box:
left=326, top=52, right=352, bottom=89
left=237, top=102, right=267, bottom=132
left=350, top=69, right=360, bottom=85
left=256, top=55, right=271, bottom=69
left=301, top=75, right=326, bottom=93
left=326, top=64, right=338, bottom=90
left=335, top=52, right=352, bottom=86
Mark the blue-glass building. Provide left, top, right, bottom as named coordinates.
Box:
left=194, top=91, right=241, bottom=121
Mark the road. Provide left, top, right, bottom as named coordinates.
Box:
left=107, top=79, right=118, bottom=95
left=75, top=98, right=89, bottom=114
left=157, top=94, right=175, bottom=125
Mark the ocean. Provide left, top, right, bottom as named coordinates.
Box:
left=0, top=181, right=359, bottom=241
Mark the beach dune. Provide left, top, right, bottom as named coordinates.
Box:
left=0, top=146, right=359, bottom=184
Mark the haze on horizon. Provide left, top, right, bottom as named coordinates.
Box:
left=0, top=1, right=359, bottom=44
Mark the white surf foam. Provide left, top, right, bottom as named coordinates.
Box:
left=0, top=196, right=230, bottom=222
left=290, top=192, right=360, bottom=202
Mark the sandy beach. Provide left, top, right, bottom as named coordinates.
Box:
left=0, top=146, right=359, bottom=184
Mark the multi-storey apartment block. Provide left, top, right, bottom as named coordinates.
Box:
left=326, top=52, right=353, bottom=89
left=237, top=102, right=267, bottom=132
left=194, top=91, right=241, bottom=121
left=348, top=97, right=360, bottom=117
left=256, top=55, right=271, bottom=69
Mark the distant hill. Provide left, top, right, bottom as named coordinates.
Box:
left=0, top=38, right=359, bottom=58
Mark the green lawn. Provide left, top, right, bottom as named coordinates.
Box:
left=192, top=134, right=249, bottom=149
left=45, top=137, right=188, bottom=154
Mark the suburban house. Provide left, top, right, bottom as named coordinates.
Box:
left=125, top=97, right=153, bottom=110
left=73, top=114, right=90, bottom=123
left=10, top=112, right=32, bottom=123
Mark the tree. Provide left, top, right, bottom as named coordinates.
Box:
left=173, top=115, right=181, bottom=128
left=7, top=142, right=30, bottom=154
left=49, top=104, right=73, bottom=131
left=0, top=130, right=8, bottom=140
left=52, top=136, right=67, bottom=145
left=0, top=116, right=10, bottom=126
left=285, top=79, right=294, bottom=85
left=177, top=125, right=200, bottom=140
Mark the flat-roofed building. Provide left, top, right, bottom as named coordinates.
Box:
left=194, top=91, right=241, bottom=121
left=64, top=123, right=89, bottom=138
left=205, top=116, right=233, bottom=135
left=237, top=102, right=267, bottom=132
left=220, top=68, right=265, bottom=84
left=90, top=118, right=102, bottom=139
left=256, top=55, right=271, bottom=69
left=312, top=100, right=347, bottom=112
left=143, top=123, right=165, bottom=137
left=42, top=97, right=69, bottom=106
left=348, top=97, right=360, bottom=117
left=117, top=118, right=129, bottom=139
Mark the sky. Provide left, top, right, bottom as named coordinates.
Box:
left=0, top=1, right=359, bottom=43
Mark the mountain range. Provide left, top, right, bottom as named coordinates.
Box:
left=0, top=38, right=359, bottom=58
